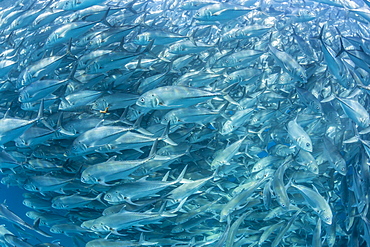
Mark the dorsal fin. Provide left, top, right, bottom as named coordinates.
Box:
left=67, top=62, right=79, bottom=82
left=311, top=184, right=320, bottom=194
left=158, top=200, right=167, bottom=215
left=138, top=175, right=149, bottom=182
left=148, top=139, right=158, bottom=159
left=36, top=99, right=44, bottom=121
left=94, top=119, right=105, bottom=128
left=175, top=165, right=188, bottom=183
left=135, top=121, right=154, bottom=135
left=56, top=113, right=75, bottom=136
left=3, top=108, right=11, bottom=119
left=162, top=171, right=170, bottom=182
left=106, top=155, right=117, bottom=162
left=36, top=100, right=53, bottom=130
left=160, top=122, right=177, bottom=146
left=132, top=114, right=143, bottom=129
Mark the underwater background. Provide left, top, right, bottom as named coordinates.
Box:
left=0, top=0, right=370, bottom=246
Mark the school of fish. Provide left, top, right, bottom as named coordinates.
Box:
left=0, top=0, right=369, bottom=246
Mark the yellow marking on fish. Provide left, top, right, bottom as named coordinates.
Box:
left=99, top=107, right=109, bottom=113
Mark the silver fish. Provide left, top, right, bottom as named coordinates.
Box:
left=290, top=183, right=333, bottom=225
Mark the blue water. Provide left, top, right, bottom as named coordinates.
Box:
left=0, top=184, right=75, bottom=246
left=0, top=0, right=370, bottom=246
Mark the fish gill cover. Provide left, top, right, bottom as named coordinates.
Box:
left=0, top=0, right=369, bottom=246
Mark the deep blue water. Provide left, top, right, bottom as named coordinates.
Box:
left=0, top=184, right=75, bottom=246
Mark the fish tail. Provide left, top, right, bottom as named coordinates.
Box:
left=336, top=36, right=346, bottom=58
left=100, top=7, right=112, bottom=27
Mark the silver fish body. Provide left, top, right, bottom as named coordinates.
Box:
left=287, top=118, right=313, bottom=152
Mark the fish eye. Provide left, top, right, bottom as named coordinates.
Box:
left=306, top=143, right=310, bottom=147
left=140, top=98, right=145, bottom=102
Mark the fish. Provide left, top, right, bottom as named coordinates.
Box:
left=322, top=94, right=370, bottom=129
left=290, top=183, right=333, bottom=225
left=23, top=174, right=74, bottom=194
left=0, top=0, right=368, bottom=246
left=312, top=217, right=323, bottom=247
left=317, top=25, right=349, bottom=88
left=219, top=176, right=267, bottom=222
left=0, top=100, right=47, bottom=146
left=0, top=203, right=51, bottom=238
left=295, top=85, right=322, bottom=113
left=51, top=193, right=104, bottom=210
left=17, top=46, right=75, bottom=89
left=85, top=233, right=157, bottom=247
left=323, top=136, right=347, bottom=175
left=50, top=223, right=93, bottom=236
left=295, top=150, right=319, bottom=174
left=22, top=197, right=52, bottom=210
left=168, top=40, right=214, bottom=55
left=258, top=220, right=285, bottom=246
left=104, top=165, right=187, bottom=205
left=4, top=234, right=34, bottom=247
left=194, top=3, right=255, bottom=23
left=269, top=44, right=307, bottom=83
left=80, top=139, right=158, bottom=186
left=271, top=207, right=304, bottom=247
left=221, top=24, right=272, bottom=43
left=136, top=85, right=223, bottom=109
left=220, top=108, right=254, bottom=135
left=0, top=150, right=22, bottom=173
left=287, top=117, right=313, bottom=152
left=272, top=156, right=292, bottom=209
left=82, top=203, right=176, bottom=236
left=134, top=30, right=190, bottom=46
left=50, top=0, right=108, bottom=11
left=210, top=136, right=246, bottom=170
left=161, top=107, right=222, bottom=126
left=168, top=171, right=215, bottom=207
left=212, top=49, right=264, bottom=69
